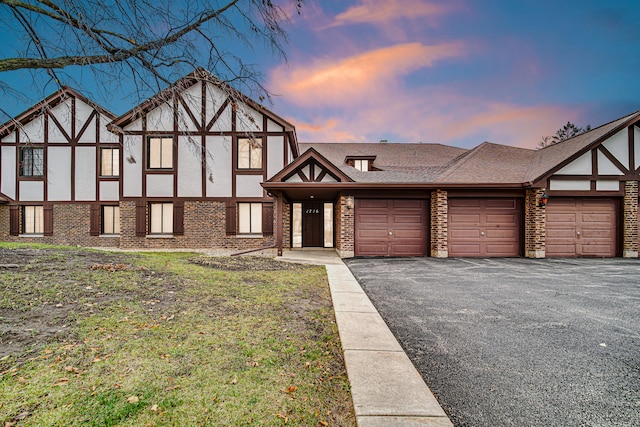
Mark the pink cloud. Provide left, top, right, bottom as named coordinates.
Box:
left=270, top=42, right=465, bottom=107
left=327, top=0, right=452, bottom=28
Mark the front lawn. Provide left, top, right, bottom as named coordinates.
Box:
left=0, top=243, right=354, bottom=426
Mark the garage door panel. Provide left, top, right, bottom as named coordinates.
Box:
left=448, top=197, right=521, bottom=257
left=546, top=198, right=617, bottom=257
left=485, top=229, right=517, bottom=239
left=358, top=229, right=388, bottom=238
left=358, top=199, right=389, bottom=208
left=450, top=214, right=481, bottom=224
left=486, top=214, right=518, bottom=224
left=355, top=199, right=427, bottom=256
left=486, top=199, right=517, bottom=209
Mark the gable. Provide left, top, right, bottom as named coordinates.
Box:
left=267, top=148, right=352, bottom=184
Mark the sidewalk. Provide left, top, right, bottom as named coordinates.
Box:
left=278, top=250, right=453, bottom=427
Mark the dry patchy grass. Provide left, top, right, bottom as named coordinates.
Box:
left=0, top=243, right=354, bottom=426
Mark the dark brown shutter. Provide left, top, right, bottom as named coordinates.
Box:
left=90, top=205, right=101, bottom=236
left=9, top=205, right=19, bottom=236
left=43, top=204, right=53, bottom=236
left=135, top=201, right=146, bottom=236
left=173, top=201, right=184, bottom=235
left=262, top=202, right=274, bottom=235
left=226, top=202, right=236, bottom=236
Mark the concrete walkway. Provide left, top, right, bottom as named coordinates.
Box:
left=277, top=250, right=453, bottom=427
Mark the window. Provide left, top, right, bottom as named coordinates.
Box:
left=150, top=202, right=173, bottom=234
left=353, top=159, right=369, bottom=171
left=23, top=206, right=43, bottom=234
left=100, top=148, right=119, bottom=177
left=238, top=202, right=262, bottom=234
left=237, top=138, right=262, bottom=169
left=19, top=147, right=44, bottom=177
left=147, top=137, right=173, bottom=169
left=102, top=206, right=120, bottom=234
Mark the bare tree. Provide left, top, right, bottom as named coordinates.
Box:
left=0, top=0, right=302, bottom=106
left=539, top=121, right=591, bottom=148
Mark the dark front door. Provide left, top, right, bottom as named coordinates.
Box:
left=303, top=201, right=323, bottom=247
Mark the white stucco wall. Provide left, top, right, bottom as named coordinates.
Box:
left=75, top=147, right=96, bottom=200
left=178, top=136, right=203, bottom=197
left=146, top=174, right=174, bottom=197
left=206, top=136, right=232, bottom=197
left=122, top=135, right=142, bottom=197
left=549, top=179, right=591, bottom=191
left=99, top=181, right=119, bottom=201
left=1, top=146, right=16, bottom=199
left=267, top=135, right=284, bottom=179
left=48, top=99, right=73, bottom=143
left=555, top=152, right=591, bottom=175
left=20, top=181, right=44, bottom=201
left=601, top=130, right=628, bottom=169
left=597, top=150, right=624, bottom=175
left=47, top=147, right=71, bottom=200
left=236, top=174, right=264, bottom=197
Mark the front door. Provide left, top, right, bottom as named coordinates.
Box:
left=302, top=201, right=323, bottom=247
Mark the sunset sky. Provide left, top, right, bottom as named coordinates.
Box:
left=1, top=0, right=640, bottom=149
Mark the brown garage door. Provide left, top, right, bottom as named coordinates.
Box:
left=546, top=198, right=617, bottom=257
left=355, top=199, right=428, bottom=256
left=448, top=198, right=522, bottom=257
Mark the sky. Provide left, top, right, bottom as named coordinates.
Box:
left=1, top=0, right=640, bottom=149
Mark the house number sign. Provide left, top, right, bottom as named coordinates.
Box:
left=305, top=208, right=320, bottom=214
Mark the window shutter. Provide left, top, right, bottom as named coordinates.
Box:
left=173, top=201, right=184, bottom=235
left=43, top=204, right=53, bottom=236
left=226, top=203, right=236, bottom=236
left=135, top=201, right=146, bottom=236
left=262, top=202, right=274, bottom=236
left=9, top=205, right=19, bottom=236
left=90, top=205, right=101, bottom=236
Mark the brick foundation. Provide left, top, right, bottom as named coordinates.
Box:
left=0, top=204, right=119, bottom=247
left=525, top=188, right=546, bottom=258
left=623, top=181, right=638, bottom=258
left=430, top=190, right=448, bottom=257
left=336, top=195, right=354, bottom=257
left=119, top=200, right=275, bottom=250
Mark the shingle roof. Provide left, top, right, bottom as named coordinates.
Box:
left=299, top=142, right=467, bottom=183
left=299, top=111, right=640, bottom=187
left=525, top=111, right=640, bottom=182
left=438, top=142, right=535, bottom=183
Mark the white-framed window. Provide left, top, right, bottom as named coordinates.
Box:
left=353, top=159, right=369, bottom=171
left=238, top=202, right=262, bottom=234
left=19, top=147, right=44, bottom=177
left=100, top=148, right=120, bottom=177
left=150, top=202, right=173, bottom=234
left=237, top=138, right=262, bottom=169
left=102, top=206, right=120, bottom=234
left=147, top=137, right=173, bottom=169
left=23, top=205, right=43, bottom=234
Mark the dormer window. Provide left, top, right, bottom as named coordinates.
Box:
left=345, top=156, right=376, bottom=172
left=354, top=159, right=369, bottom=171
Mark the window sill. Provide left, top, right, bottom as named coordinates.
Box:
left=147, top=234, right=174, bottom=239
left=100, top=234, right=120, bottom=237
left=236, top=234, right=263, bottom=239
left=19, top=234, right=44, bottom=237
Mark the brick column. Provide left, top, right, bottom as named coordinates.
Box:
left=337, top=195, right=354, bottom=258
left=623, top=181, right=638, bottom=258
left=525, top=188, right=546, bottom=258
left=430, top=190, right=448, bottom=258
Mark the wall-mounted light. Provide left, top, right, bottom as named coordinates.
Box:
left=345, top=195, right=354, bottom=210
left=538, top=192, right=549, bottom=208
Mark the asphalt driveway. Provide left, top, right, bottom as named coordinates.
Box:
left=344, top=257, right=640, bottom=427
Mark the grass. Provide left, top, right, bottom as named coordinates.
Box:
left=0, top=243, right=354, bottom=426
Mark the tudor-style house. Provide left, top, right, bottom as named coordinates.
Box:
left=1, top=69, right=639, bottom=258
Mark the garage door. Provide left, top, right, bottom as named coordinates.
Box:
left=546, top=198, right=617, bottom=257
left=448, top=198, right=522, bottom=257
left=355, top=199, right=428, bottom=256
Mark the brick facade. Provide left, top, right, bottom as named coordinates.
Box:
left=525, top=188, right=546, bottom=258
left=0, top=204, right=119, bottom=247
left=623, top=180, right=639, bottom=258
left=119, top=200, right=276, bottom=250
left=336, top=195, right=354, bottom=258
left=430, top=190, right=448, bottom=258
